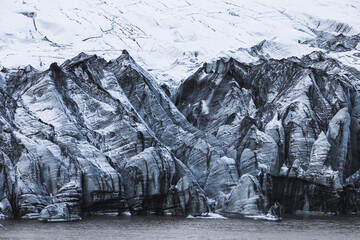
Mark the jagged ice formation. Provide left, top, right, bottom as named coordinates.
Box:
left=0, top=43, right=360, bottom=221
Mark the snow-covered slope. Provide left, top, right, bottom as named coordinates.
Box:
left=1, top=0, right=360, bottom=86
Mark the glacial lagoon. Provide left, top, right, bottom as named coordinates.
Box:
left=1, top=214, right=360, bottom=240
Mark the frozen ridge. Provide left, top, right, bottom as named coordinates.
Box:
left=0, top=47, right=360, bottom=221
left=1, top=0, right=360, bottom=86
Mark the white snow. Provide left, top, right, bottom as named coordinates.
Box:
left=201, top=100, right=209, bottom=115
left=246, top=215, right=281, bottom=221
left=187, top=212, right=228, bottom=219
left=1, top=0, right=360, bottom=85
left=120, top=211, right=132, bottom=216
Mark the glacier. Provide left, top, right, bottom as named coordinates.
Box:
left=0, top=0, right=360, bottom=222
left=0, top=47, right=360, bottom=221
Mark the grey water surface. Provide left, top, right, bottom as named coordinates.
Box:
left=1, top=215, right=360, bottom=240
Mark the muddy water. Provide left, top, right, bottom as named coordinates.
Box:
left=1, top=214, right=360, bottom=239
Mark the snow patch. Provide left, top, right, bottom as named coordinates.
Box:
left=201, top=100, right=209, bottom=115
left=187, top=213, right=228, bottom=219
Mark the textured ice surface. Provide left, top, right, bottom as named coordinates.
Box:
left=1, top=0, right=360, bottom=85
left=1, top=0, right=360, bottom=221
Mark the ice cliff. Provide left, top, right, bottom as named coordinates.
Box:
left=0, top=42, right=360, bottom=221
